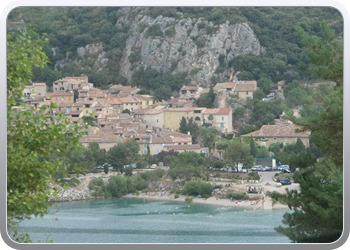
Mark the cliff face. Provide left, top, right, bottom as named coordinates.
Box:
left=53, top=8, right=264, bottom=85
left=118, top=10, right=264, bottom=84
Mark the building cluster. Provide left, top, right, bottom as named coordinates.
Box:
left=15, top=77, right=310, bottom=158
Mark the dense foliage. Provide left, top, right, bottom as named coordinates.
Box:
left=7, top=28, right=87, bottom=242
left=267, top=21, right=343, bottom=243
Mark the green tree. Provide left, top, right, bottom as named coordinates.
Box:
left=7, top=28, right=87, bottom=242
left=168, top=152, right=206, bottom=181
left=104, top=164, right=109, bottom=174
left=124, top=166, right=133, bottom=176
left=268, top=142, right=282, bottom=155
left=268, top=21, right=343, bottom=243
left=252, top=89, right=265, bottom=100
left=179, top=116, right=188, bottom=134
left=199, top=127, right=221, bottom=154
left=223, top=140, right=252, bottom=170
left=249, top=136, right=257, bottom=157
left=107, top=139, right=140, bottom=170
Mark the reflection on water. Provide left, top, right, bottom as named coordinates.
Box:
left=19, top=198, right=291, bottom=243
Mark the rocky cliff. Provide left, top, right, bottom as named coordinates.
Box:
left=55, top=8, right=264, bottom=85
left=118, top=8, right=264, bottom=84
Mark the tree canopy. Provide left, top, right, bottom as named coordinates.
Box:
left=7, top=28, right=87, bottom=242
left=267, top=21, right=343, bottom=243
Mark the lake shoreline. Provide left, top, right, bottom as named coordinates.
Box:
left=123, top=192, right=289, bottom=210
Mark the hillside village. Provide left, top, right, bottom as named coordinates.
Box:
left=13, top=76, right=314, bottom=163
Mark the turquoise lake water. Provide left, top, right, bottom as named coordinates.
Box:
left=18, top=198, right=291, bottom=243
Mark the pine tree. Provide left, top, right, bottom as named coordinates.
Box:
left=249, top=135, right=256, bottom=157
left=268, top=21, right=343, bottom=243
left=179, top=116, right=188, bottom=134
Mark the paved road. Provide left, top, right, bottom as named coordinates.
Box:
left=257, top=171, right=300, bottom=194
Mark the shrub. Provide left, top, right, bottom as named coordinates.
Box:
left=197, top=22, right=205, bottom=29
left=213, top=184, right=223, bottom=189
left=185, top=197, right=193, bottom=203
left=227, top=192, right=247, bottom=200
left=60, top=178, right=81, bottom=187
left=88, top=178, right=104, bottom=190
left=175, top=188, right=182, bottom=194
left=138, top=22, right=147, bottom=33
left=145, top=24, right=163, bottom=38
left=165, top=28, right=176, bottom=38
left=174, top=194, right=179, bottom=199
left=202, top=194, right=210, bottom=199
left=135, top=190, right=140, bottom=196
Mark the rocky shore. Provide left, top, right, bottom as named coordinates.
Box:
left=49, top=172, right=117, bottom=202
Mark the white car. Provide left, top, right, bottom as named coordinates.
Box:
left=267, top=93, right=275, bottom=98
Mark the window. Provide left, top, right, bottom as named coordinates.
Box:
left=144, top=150, right=147, bottom=154
left=179, top=117, right=181, bottom=121
left=153, top=144, right=156, bottom=148
left=157, top=119, right=159, bottom=123
left=60, top=97, right=65, bottom=100
left=168, top=117, right=170, bottom=121
left=107, top=144, right=110, bottom=148
left=160, top=144, right=164, bottom=148
left=273, top=137, right=277, bottom=141
left=69, top=97, right=72, bottom=100
left=144, top=144, right=147, bottom=148
left=221, top=123, right=224, bottom=127
left=156, top=149, right=160, bottom=154
left=222, top=117, right=224, bottom=121
left=246, top=91, right=248, bottom=95
left=86, top=110, right=88, bottom=114
left=146, top=101, right=148, bottom=105
left=38, top=87, right=41, bottom=90
left=56, top=97, right=58, bottom=101
left=77, top=108, right=79, bottom=111
left=261, top=142, right=266, bottom=147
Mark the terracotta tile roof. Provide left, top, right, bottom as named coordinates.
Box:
left=58, top=103, right=72, bottom=107
left=172, top=137, right=192, bottom=143
left=120, top=97, right=138, bottom=103
left=133, top=95, right=153, bottom=101
left=213, top=82, right=236, bottom=92
left=89, top=92, right=107, bottom=98
left=215, top=108, right=232, bottom=115
left=234, top=83, right=257, bottom=92
left=68, top=110, right=82, bottom=115
left=52, top=92, right=74, bottom=96
left=79, top=134, right=118, bottom=143
left=69, top=80, right=82, bottom=85
left=118, top=86, right=131, bottom=92
left=33, top=82, right=46, bottom=86
left=204, top=109, right=219, bottom=114
left=109, top=84, right=124, bottom=89
left=180, top=86, right=198, bottom=91
left=106, top=114, right=120, bottom=118
left=243, top=124, right=311, bottom=138
left=163, top=131, right=191, bottom=138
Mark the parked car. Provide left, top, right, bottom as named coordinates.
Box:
left=130, top=163, right=137, bottom=169
left=221, top=168, right=227, bottom=172
left=263, top=166, right=271, bottom=171
left=278, top=165, right=290, bottom=171
left=282, top=169, right=292, bottom=173
left=276, top=178, right=290, bottom=183
left=272, top=166, right=279, bottom=171
left=251, top=165, right=263, bottom=171
left=267, top=93, right=275, bottom=98
left=280, top=179, right=292, bottom=185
